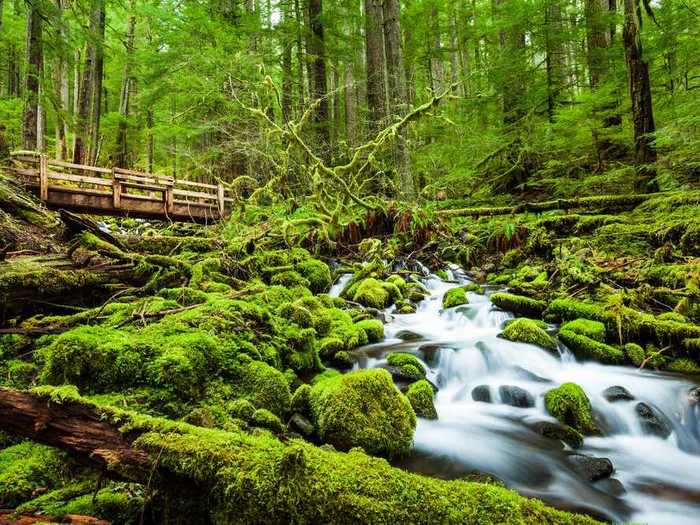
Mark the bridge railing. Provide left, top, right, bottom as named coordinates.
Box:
left=7, top=153, right=234, bottom=217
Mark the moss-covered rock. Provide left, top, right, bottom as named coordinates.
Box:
left=0, top=442, right=67, bottom=507
left=406, top=380, right=438, bottom=419
left=558, top=330, right=624, bottom=364
left=667, top=358, right=700, bottom=374
left=387, top=352, right=425, bottom=374
left=251, top=408, right=286, bottom=433
left=309, top=369, right=416, bottom=458
left=297, top=259, right=332, bottom=294
left=271, top=270, right=310, bottom=289
left=560, top=319, right=606, bottom=342
left=490, top=293, right=547, bottom=318
left=352, top=278, right=390, bottom=309
left=544, top=383, right=597, bottom=435
left=443, top=286, right=468, bottom=308
left=235, top=361, right=292, bottom=417
left=624, top=342, right=645, bottom=366
left=354, top=319, right=384, bottom=343
left=499, top=318, right=557, bottom=351
left=230, top=398, right=256, bottom=421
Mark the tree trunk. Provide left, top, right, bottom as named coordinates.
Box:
left=585, top=0, right=609, bottom=89
left=115, top=0, right=137, bottom=168
left=429, top=3, right=444, bottom=94
left=344, top=63, right=358, bottom=147
left=364, top=0, right=387, bottom=134
left=22, top=0, right=43, bottom=151
left=281, top=5, right=293, bottom=123
left=545, top=0, right=567, bottom=120
left=494, top=0, right=526, bottom=125
left=383, top=0, right=414, bottom=198
left=88, top=0, right=106, bottom=165
left=308, top=0, right=329, bottom=150
left=293, top=0, right=306, bottom=113
left=622, top=0, right=656, bottom=164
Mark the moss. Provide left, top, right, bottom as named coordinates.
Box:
left=406, top=380, right=437, bottom=420
left=354, top=319, right=384, bottom=343
left=332, top=350, right=354, bottom=369
left=297, top=259, right=332, bottom=294
left=158, top=287, right=209, bottom=306
left=396, top=301, right=417, bottom=314
left=387, top=352, right=425, bottom=374
left=684, top=338, right=700, bottom=354
left=667, top=358, right=700, bottom=374
left=443, top=286, right=468, bottom=308
left=290, top=384, right=312, bottom=415
left=230, top=398, right=256, bottom=421
left=463, top=283, right=485, bottom=294
left=657, top=311, right=689, bottom=323
left=352, top=278, right=390, bottom=309
left=558, top=330, right=624, bottom=364
left=0, top=359, right=37, bottom=388
left=309, top=369, right=416, bottom=458
left=560, top=319, right=606, bottom=342
left=490, top=293, right=547, bottom=318
left=0, top=442, right=67, bottom=507
left=386, top=274, right=408, bottom=292
left=435, top=269, right=450, bottom=280
left=624, top=343, right=646, bottom=366
left=270, top=270, right=311, bottom=289
left=399, top=363, right=425, bottom=382
left=544, top=383, right=597, bottom=435
left=317, top=337, right=345, bottom=359
left=500, top=318, right=557, bottom=351
left=251, top=408, right=286, bottom=434
left=235, top=361, right=292, bottom=417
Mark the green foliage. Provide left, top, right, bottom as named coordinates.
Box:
left=309, top=369, right=416, bottom=459
left=352, top=278, right=390, bottom=309
left=544, top=383, right=597, bottom=435
left=406, top=380, right=438, bottom=420
left=251, top=408, right=286, bottom=434
left=354, top=319, right=384, bottom=343
left=443, top=286, right=469, bottom=308
left=560, top=319, right=606, bottom=342
left=235, top=361, right=292, bottom=418
left=490, top=293, right=547, bottom=318
left=0, top=443, right=67, bottom=507
left=500, top=318, right=557, bottom=351
left=558, top=330, right=625, bottom=364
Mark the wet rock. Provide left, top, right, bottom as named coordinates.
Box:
left=531, top=421, right=583, bottom=448
left=288, top=413, right=315, bottom=438
left=688, top=387, right=700, bottom=406
left=595, top=477, right=626, bottom=497
left=568, top=454, right=614, bottom=481
left=395, top=330, right=424, bottom=342
left=471, top=385, right=492, bottom=403
left=417, top=344, right=443, bottom=366
left=602, top=386, right=635, bottom=403
left=635, top=402, right=672, bottom=438
left=512, top=366, right=552, bottom=383
left=498, top=385, right=535, bottom=408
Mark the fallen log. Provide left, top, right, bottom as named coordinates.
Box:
left=0, top=387, right=601, bottom=525
left=437, top=193, right=665, bottom=218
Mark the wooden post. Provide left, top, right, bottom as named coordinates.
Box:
left=217, top=182, right=225, bottom=216
left=39, top=154, right=48, bottom=201
left=112, top=169, right=122, bottom=209
left=165, top=184, right=174, bottom=214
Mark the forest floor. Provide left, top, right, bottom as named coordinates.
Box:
left=0, top=171, right=698, bottom=524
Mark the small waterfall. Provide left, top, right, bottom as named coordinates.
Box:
left=354, top=273, right=700, bottom=524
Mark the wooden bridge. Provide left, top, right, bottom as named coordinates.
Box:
left=6, top=154, right=234, bottom=222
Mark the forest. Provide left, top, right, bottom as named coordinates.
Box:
left=0, top=0, right=699, bottom=524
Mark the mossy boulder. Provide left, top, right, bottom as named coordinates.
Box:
left=309, top=369, right=416, bottom=458
left=354, top=319, right=384, bottom=343
left=624, top=342, right=645, bottom=366
left=558, top=330, right=624, bottom=364
left=235, top=361, right=292, bottom=417
left=499, top=318, right=557, bottom=351
left=443, top=286, right=468, bottom=309
left=352, top=278, right=390, bottom=309
left=387, top=352, right=425, bottom=374
left=270, top=270, right=311, bottom=289
left=297, top=259, right=332, bottom=294
left=667, top=358, right=700, bottom=374
left=406, top=380, right=438, bottom=419
left=230, top=398, right=256, bottom=421
left=544, top=383, right=597, bottom=435
left=490, top=293, right=547, bottom=318
left=0, top=442, right=67, bottom=507
left=251, top=408, right=286, bottom=434
left=560, top=319, right=606, bottom=342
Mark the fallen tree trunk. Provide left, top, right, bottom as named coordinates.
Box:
left=0, top=387, right=600, bottom=525
left=437, top=193, right=666, bottom=218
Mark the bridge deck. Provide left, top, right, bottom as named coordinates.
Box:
left=6, top=155, right=233, bottom=222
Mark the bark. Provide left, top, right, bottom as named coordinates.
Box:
left=622, top=0, right=656, bottom=164
left=73, top=4, right=97, bottom=164
left=585, top=0, right=609, bottom=89
left=545, top=1, right=567, bottom=120
left=22, top=0, right=43, bottom=151
left=281, top=5, right=293, bottom=122
left=88, top=0, right=106, bottom=165
left=364, top=0, right=387, bottom=134
left=344, top=63, right=358, bottom=147
left=54, top=0, right=70, bottom=161
left=383, top=0, right=414, bottom=198
left=493, top=0, right=526, bottom=125
left=308, top=0, right=329, bottom=149
left=115, top=0, right=137, bottom=168
left=293, top=0, right=306, bottom=112
left=429, top=3, right=444, bottom=94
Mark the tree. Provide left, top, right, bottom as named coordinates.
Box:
left=308, top=0, right=329, bottom=150
left=22, top=0, right=43, bottom=151
left=114, top=0, right=137, bottom=168
left=364, top=0, right=386, bottom=134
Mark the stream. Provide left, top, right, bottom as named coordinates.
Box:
left=331, top=269, right=700, bottom=524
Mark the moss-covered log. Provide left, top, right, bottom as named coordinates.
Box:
left=0, top=388, right=600, bottom=525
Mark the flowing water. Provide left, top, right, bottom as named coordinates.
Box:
left=333, top=269, right=700, bottom=524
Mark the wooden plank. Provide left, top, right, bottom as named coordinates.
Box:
left=175, top=179, right=218, bottom=190
left=165, top=186, right=174, bottom=213
left=119, top=181, right=167, bottom=192
left=47, top=158, right=113, bottom=174
left=39, top=155, right=49, bottom=201
left=47, top=171, right=112, bottom=187
left=114, top=166, right=174, bottom=181
left=173, top=188, right=217, bottom=200
left=114, top=173, right=173, bottom=187
left=112, top=169, right=121, bottom=209
left=217, top=183, right=225, bottom=215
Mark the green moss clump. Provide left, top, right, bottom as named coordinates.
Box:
left=387, top=352, right=425, bottom=374
left=544, top=383, right=597, bottom=435
left=560, top=319, right=606, bottom=342
left=624, top=343, right=645, bottom=366
left=443, top=286, right=468, bottom=308
left=658, top=312, right=689, bottom=323
left=500, top=318, right=557, bottom=351
left=297, top=259, right=332, bottom=294
left=352, top=278, right=390, bottom=309
left=251, top=408, right=286, bottom=434
left=406, top=380, right=437, bottom=419
left=490, top=293, right=547, bottom=318
left=463, top=283, right=485, bottom=294
left=354, top=319, right=384, bottom=343
left=667, top=358, right=700, bottom=374
left=683, top=338, right=700, bottom=354
left=386, top=274, right=408, bottom=292
left=158, top=287, right=209, bottom=306
left=290, top=384, right=312, bottom=415
left=235, top=361, right=292, bottom=417
left=230, top=398, right=256, bottom=421
left=270, top=270, right=311, bottom=289
left=309, top=369, right=416, bottom=458
left=0, top=442, right=67, bottom=507
left=398, top=363, right=425, bottom=382
left=558, top=330, right=624, bottom=364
